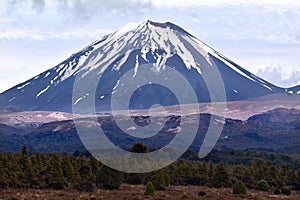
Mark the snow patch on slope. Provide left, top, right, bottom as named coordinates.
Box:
left=141, top=47, right=149, bottom=61
left=73, top=93, right=89, bottom=105
left=36, top=85, right=50, bottom=97
left=44, top=72, right=51, bottom=78
left=113, top=80, right=120, bottom=92
left=113, top=52, right=131, bottom=71
left=8, top=97, right=15, bottom=102
left=17, top=82, right=30, bottom=90
left=133, top=55, right=139, bottom=77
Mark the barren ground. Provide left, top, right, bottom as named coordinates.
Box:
left=1, top=184, right=299, bottom=200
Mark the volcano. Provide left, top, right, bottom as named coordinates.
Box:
left=0, top=21, right=296, bottom=113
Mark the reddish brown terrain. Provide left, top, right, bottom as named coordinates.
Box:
left=1, top=184, right=299, bottom=200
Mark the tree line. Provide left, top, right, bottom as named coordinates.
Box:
left=0, top=144, right=300, bottom=193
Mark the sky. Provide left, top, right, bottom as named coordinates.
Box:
left=0, top=0, right=299, bottom=93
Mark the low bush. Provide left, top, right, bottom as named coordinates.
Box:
left=233, top=181, right=247, bottom=194
left=144, top=181, right=154, bottom=196
left=255, top=180, right=269, bottom=191
left=182, top=192, right=188, bottom=199
left=273, top=188, right=281, bottom=195
left=281, top=187, right=291, bottom=195
left=198, top=190, right=206, bottom=196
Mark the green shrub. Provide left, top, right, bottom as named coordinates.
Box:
left=281, top=187, right=291, bottom=195
left=96, top=166, right=123, bottom=190
left=144, top=181, right=154, bottom=195
left=198, top=190, right=206, bottom=196
left=182, top=192, right=188, bottom=199
left=213, top=161, right=229, bottom=188
left=150, top=170, right=170, bottom=190
left=255, top=180, right=269, bottom=191
left=273, top=188, right=281, bottom=195
left=233, top=181, right=247, bottom=194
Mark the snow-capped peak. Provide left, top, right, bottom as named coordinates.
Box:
left=77, top=20, right=217, bottom=77
left=112, top=22, right=143, bottom=37
left=0, top=20, right=289, bottom=112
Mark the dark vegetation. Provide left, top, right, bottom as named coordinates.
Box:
left=255, top=180, right=269, bottom=191
left=232, top=180, right=247, bottom=194
left=1, top=144, right=300, bottom=195
left=198, top=190, right=206, bottom=196
left=144, top=181, right=155, bottom=195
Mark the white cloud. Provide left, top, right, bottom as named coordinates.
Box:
left=0, top=0, right=299, bottom=43
left=0, top=25, right=111, bottom=40
left=152, top=0, right=300, bottom=7
left=0, top=0, right=152, bottom=40
left=256, top=66, right=300, bottom=88
left=4, top=0, right=153, bottom=16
